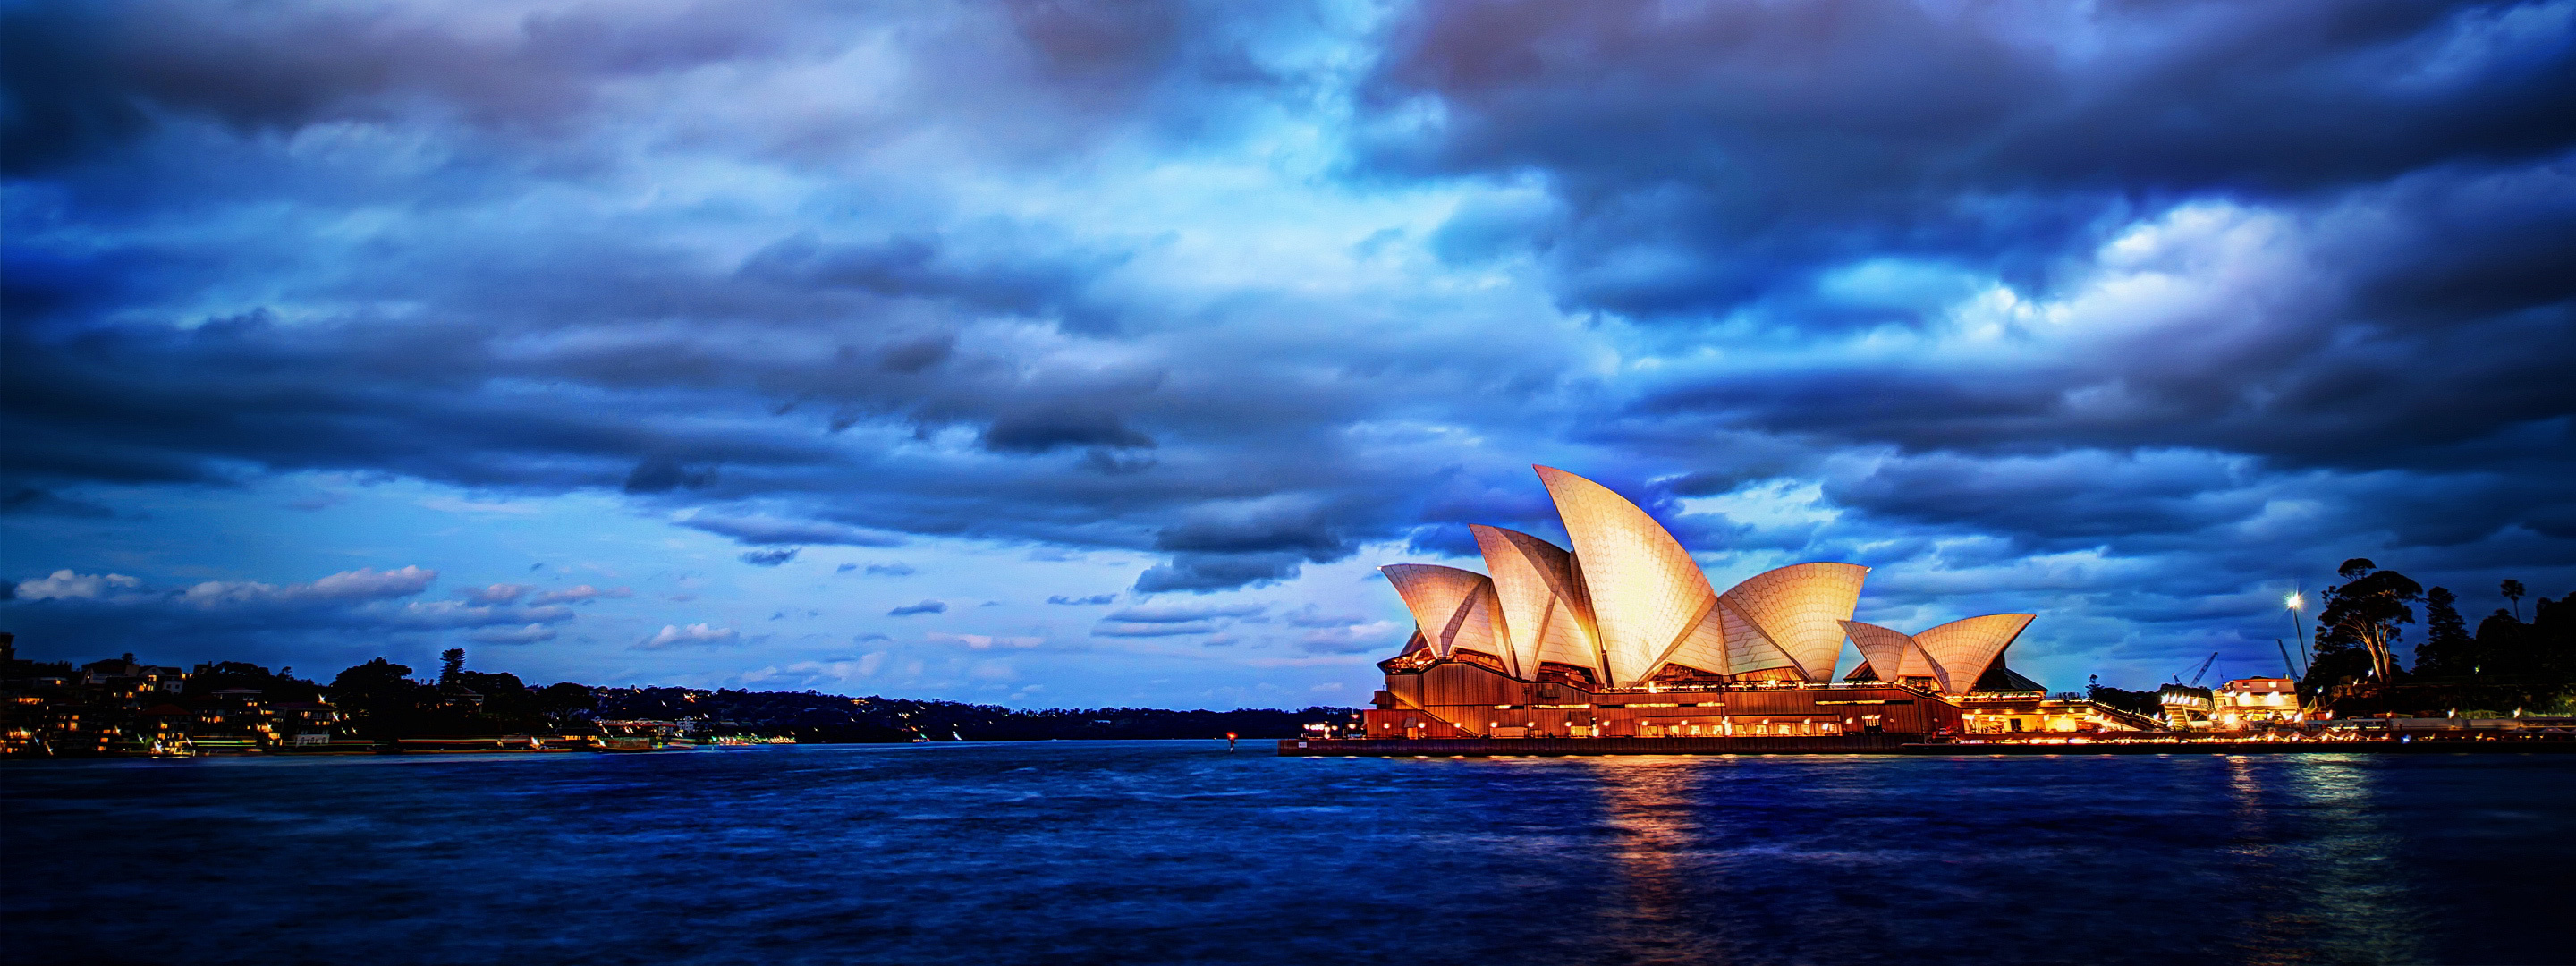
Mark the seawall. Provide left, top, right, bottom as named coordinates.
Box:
left=1278, top=735, right=2576, bottom=757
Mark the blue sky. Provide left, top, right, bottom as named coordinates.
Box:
left=5, top=0, right=2574, bottom=708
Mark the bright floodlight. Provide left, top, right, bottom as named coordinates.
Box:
left=2285, top=592, right=2303, bottom=611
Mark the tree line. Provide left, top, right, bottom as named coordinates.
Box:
left=2301, top=559, right=2573, bottom=713
left=316, top=648, right=1352, bottom=741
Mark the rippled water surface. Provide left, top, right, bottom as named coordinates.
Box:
left=7, top=743, right=2572, bottom=965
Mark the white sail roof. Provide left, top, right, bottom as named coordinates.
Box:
left=1380, top=564, right=1512, bottom=674
left=1718, top=597, right=1799, bottom=676
left=1716, top=563, right=1867, bottom=682
left=1535, top=466, right=1716, bottom=688
left=1840, top=621, right=1934, bottom=682
left=1914, top=614, right=2034, bottom=694
left=1645, top=598, right=1728, bottom=678
left=1840, top=615, right=2033, bottom=692
left=1470, top=524, right=1601, bottom=682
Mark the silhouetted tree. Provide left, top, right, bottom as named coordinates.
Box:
left=2475, top=609, right=2529, bottom=677
left=535, top=682, right=597, bottom=730
left=2537, top=593, right=2575, bottom=680
left=2415, top=586, right=2476, bottom=678
left=438, top=648, right=466, bottom=687
left=182, top=661, right=324, bottom=703
left=2502, top=580, right=2527, bottom=622
left=2313, top=558, right=2419, bottom=685
left=328, top=658, right=438, bottom=739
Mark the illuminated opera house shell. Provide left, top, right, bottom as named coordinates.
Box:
left=1382, top=466, right=2031, bottom=693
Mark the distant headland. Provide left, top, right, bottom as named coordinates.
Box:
left=0, top=634, right=1353, bottom=758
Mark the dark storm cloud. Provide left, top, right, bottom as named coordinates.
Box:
left=0, top=565, right=579, bottom=657
left=739, top=233, right=1126, bottom=331
left=1360, top=0, right=2576, bottom=470
left=738, top=547, right=800, bottom=567
left=4, top=0, right=2572, bottom=674
left=0, top=0, right=1524, bottom=596
left=1365, top=0, right=2576, bottom=315
left=1609, top=170, right=2576, bottom=475
left=682, top=514, right=905, bottom=547
left=1132, top=552, right=1309, bottom=593
left=0, top=487, right=115, bottom=519
left=1, top=0, right=1312, bottom=178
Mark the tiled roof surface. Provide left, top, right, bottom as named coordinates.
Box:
left=1718, top=563, right=1868, bottom=681
left=1537, top=466, right=1716, bottom=687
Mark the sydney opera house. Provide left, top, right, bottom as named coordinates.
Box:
left=1357, top=467, right=2144, bottom=743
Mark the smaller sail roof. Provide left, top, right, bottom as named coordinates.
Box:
left=1840, top=621, right=1935, bottom=682
left=1381, top=564, right=1512, bottom=674
left=1839, top=615, right=2035, bottom=693
left=1717, top=563, right=1868, bottom=682
left=1913, top=614, right=2034, bottom=694
left=1471, top=525, right=1600, bottom=682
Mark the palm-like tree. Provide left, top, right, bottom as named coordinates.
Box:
left=2502, top=580, right=2527, bottom=623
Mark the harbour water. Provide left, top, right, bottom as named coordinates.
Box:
left=7, top=742, right=2570, bottom=965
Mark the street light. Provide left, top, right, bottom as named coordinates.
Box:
left=2285, top=589, right=2311, bottom=671
left=2285, top=588, right=2316, bottom=718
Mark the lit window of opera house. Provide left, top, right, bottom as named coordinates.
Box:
left=1361, top=467, right=2153, bottom=741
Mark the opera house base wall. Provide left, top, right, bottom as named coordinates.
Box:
left=1281, top=734, right=1919, bottom=757
left=1369, top=659, right=1966, bottom=740
left=1278, top=736, right=2576, bottom=757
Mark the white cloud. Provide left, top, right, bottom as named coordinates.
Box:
left=385, top=599, right=578, bottom=629
left=928, top=631, right=1044, bottom=649
left=1104, top=601, right=1268, bottom=623
left=470, top=623, right=559, bottom=644
left=1093, top=620, right=1220, bottom=638
left=182, top=566, right=438, bottom=606
left=633, top=623, right=741, bottom=650
left=456, top=583, right=532, bottom=605
left=14, top=570, right=144, bottom=601
left=528, top=584, right=633, bottom=605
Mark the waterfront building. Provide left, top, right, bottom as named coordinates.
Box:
left=2211, top=677, right=2304, bottom=729
left=1364, top=467, right=2143, bottom=741
left=2157, top=683, right=2216, bottom=729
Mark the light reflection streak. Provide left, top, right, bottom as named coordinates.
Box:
left=1582, top=756, right=1730, bottom=962
left=2225, top=757, right=2428, bottom=964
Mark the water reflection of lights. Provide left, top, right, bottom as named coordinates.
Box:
left=2234, top=758, right=2428, bottom=963
left=1584, top=757, right=1728, bottom=962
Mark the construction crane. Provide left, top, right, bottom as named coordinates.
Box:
left=2173, top=651, right=2218, bottom=687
